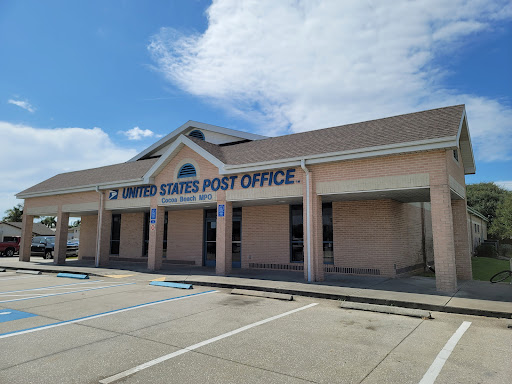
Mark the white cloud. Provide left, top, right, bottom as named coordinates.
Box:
left=120, top=126, right=160, bottom=140
left=148, top=0, right=512, bottom=160
left=8, top=99, right=35, bottom=113
left=496, top=181, right=512, bottom=190
left=0, top=122, right=138, bottom=218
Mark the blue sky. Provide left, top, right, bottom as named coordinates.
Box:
left=0, top=0, right=511, bottom=218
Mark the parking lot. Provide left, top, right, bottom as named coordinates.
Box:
left=0, top=271, right=510, bottom=383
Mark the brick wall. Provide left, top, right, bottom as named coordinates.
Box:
left=167, top=209, right=203, bottom=265
left=332, top=200, right=401, bottom=277
left=78, top=214, right=97, bottom=259
left=241, top=205, right=291, bottom=268
left=119, top=212, right=144, bottom=258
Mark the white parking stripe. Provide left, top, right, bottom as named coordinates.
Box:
left=419, top=321, right=471, bottom=384
left=0, top=275, right=47, bottom=282
left=100, top=303, right=318, bottom=384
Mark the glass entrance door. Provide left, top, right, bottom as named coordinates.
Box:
left=232, top=210, right=241, bottom=268
left=204, top=216, right=216, bottom=267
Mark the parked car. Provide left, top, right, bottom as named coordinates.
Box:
left=31, top=236, right=55, bottom=259
left=0, top=237, right=20, bottom=257
left=31, top=236, right=79, bottom=259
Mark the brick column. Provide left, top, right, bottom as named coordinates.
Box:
left=216, top=201, right=232, bottom=276
left=430, top=184, right=458, bottom=292
left=53, top=208, right=69, bottom=265
left=96, top=194, right=111, bottom=267
left=19, top=213, right=34, bottom=262
left=148, top=206, right=165, bottom=271
left=452, top=199, right=472, bottom=280
left=302, top=169, right=324, bottom=282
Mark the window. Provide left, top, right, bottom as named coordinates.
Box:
left=453, top=149, right=459, bottom=162
left=178, top=163, right=197, bottom=178
left=110, top=214, right=121, bottom=255
left=290, top=205, right=304, bottom=262
left=322, top=203, right=334, bottom=264
left=188, top=130, right=205, bottom=140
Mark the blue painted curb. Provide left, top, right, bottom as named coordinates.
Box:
left=150, top=281, right=192, bottom=289
left=57, top=273, right=89, bottom=279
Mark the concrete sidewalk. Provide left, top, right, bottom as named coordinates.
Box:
left=1, top=257, right=511, bottom=319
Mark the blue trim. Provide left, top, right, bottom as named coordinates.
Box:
left=0, top=290, right=216, bottom=337
left=57, top=273, right=89, bottom=279
left=0, top=283, right=135, bottom=304
left=150, top=281, right=193, bottom=289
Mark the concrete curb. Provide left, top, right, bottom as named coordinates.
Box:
left=182, top=280, right=512, bottom=319
left=16, top=269, right=41, bottom=275
left=231, top=288, right=293, bottom=301
left=340, top=301, right=432, bottom=319
left=1, top=265, right=510, bottom=319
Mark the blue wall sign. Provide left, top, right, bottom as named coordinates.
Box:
left=0, top=309, right=37, bottom=323
left=114, top=168, right=298, bottom=202
left=150, top=208, right=156, bottom=224
left=218, top=204, right=225, bottom=217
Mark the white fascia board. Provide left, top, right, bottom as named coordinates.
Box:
left=456, top=109, right=476, bottom=175
left=142, top=135, right=226, bottom=183
left=129, top=120, right=267, bottom=162
left=16, top=178, right=146, bottom=199
left=221, top=136, right=457, bottom=174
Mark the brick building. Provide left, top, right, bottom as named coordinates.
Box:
left=17, top=105, right=475, bottom=292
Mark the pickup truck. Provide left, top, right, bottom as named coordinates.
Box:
left=31, top=236, right=78, bottom=259
left=0, top=237, right=21, bottom=257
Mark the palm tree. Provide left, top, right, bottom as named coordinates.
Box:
left=2, top=204, right=23, bottom=222
left=40, top=216, right=57, bottom=228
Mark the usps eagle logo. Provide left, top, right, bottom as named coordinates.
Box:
left=108, top=190, right=119, bottom=200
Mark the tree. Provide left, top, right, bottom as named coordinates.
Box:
left=2, top=204, right=23, bottom=222
left=69, top=219, right=81, bottom=228
left=40, top=216, right=57, bottom=228
left=466, top=182, right=508, bottom=227
left=489, top=193, right=512, bottom=240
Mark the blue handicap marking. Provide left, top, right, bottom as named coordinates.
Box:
left=0, top=309, right=37, bottom=323
left=218, top=204, right=225, bottom=217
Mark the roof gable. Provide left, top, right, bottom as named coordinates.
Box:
left=129, top=120, right=267, bottom=162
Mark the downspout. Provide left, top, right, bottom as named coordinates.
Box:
left=95, top=186, right=104, bottom=268
left=300, top=159, right=312, bottom=282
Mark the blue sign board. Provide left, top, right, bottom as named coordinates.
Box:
left=218, top=204, right=225, bottom=217
left=0, top=309, right=37, bottom=323
left=150, top=208, right=156, bottom=220
left=108, top=190, right=119, bottom=200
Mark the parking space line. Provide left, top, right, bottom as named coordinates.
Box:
left=0, top=280, right=107, bottom=295
left=0, top=290, right=217, bottom=339
left=0, top=282, right=135, bottom=304
left=418, top=321, right=472, bottom=384
left=0, top=275, right=48, bottom=282
left=100, top=302, right=318, bottom=384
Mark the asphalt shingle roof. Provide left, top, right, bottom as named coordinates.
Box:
left=19, top=158, right=158, bottom=195
left=191, top=105, right=464, bottom=165
left=2, top=221, right=56, bottom=236
left=19, top=105, right=464, bottom=195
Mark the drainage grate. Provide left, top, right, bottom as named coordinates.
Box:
left=249, top=263, right=304, bottom=271
left=324, top=266, right=381, bottom=275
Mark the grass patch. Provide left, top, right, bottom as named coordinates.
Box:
left=472, top=257, right=511, bottom=282
left=418, top=257, right=511, bottom=282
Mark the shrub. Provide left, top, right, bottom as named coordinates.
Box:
left=475, top=244, right=498, bottom=258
